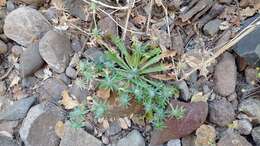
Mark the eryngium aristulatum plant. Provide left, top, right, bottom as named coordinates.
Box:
left=69, top=106, right=88, bottom=128
left=79, top=36, right=183, bottom=129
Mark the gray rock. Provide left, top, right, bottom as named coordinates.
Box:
left=214, top=52, right=237, bottom=96
left=106, top=122, right=122, bottom=136
left=245, top=67, right=257, bottom=84
left=0, top=39, right=7, bottom=54
left=167, top=139, right=181, bottom=146
left=20, top=42, right=44, bottom=77
left=56, top=73, right=71, bottom=85
left=98, top=16, right=118, bottom=36
left=0, top=96, right=11, bottom=111
left=234, top=25, right=260, bottom=66
left=235, top=119, right=252, bottom=135
left=60, top=122, right=102, bottom=146
left=176, top=81, right=190, bottom=101
left=181, top=134, right=196, bottom=146
left=69, top=84, right=89, bottom=102
left=43, top=78, right=68, bottom=100
left=6, top=0, right=16, bottom=12
left=39, top=30, right=71, bottom=73
left=71, top=37, right=82, bottom=52
left=0, top=96, right=36, bottom=121
left=43, top=7, right=58, bottom=22
left=209, top=98, right=235, bottom=126
left=19, top=103, right=65, bottom=146
left=64, top=0, right=88, bottom=21
left=0, top=121, right=19, bottom=135
left=116, top=130, right=145, bottom=146
left=238, top=98, right=260, bottom=124
left=83, top=48, right=104, bottom=63
left=65, top=66, right=77, bottom=79
left=4, top=7, right=51, bottom=47
left=252, top=126, right=260, bottom=146
left=217, top=130, right=252, bottom=146
left=203, top=19, right=222, bottom=36
left=0, top=135, right=19, bottom=146
left=21, top=76, right=37, bottom=88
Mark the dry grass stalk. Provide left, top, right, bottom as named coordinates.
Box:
left=180, top=16, right=260, bottom=80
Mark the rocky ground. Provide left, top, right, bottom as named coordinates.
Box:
left=0, top=0, right=260, bottom=146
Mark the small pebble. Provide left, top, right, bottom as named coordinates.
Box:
left=236, top=119, right=252, bottom=135
left=65, top=66, right=77, bottom=79
left=102, top=135, right=109, bottom=144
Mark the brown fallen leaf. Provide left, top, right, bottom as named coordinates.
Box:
left=118, top=118, right=128, bottom=129
left=96, top=88, right=110, bottom=100
left=60, top=90, right=79, bottom=109
left=102, top=119, right=110, bottom=129
left=55, top=121, right=65, bottom=138
left=132, top=15, right=146, bottom=27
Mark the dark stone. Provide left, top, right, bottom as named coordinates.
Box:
left=0, top=96, right=36, bottom=121
left=208, top=98, right=235, bottom=126
left=0, top=135, right=19, bottom=146
left=19, top=103, right=65, bottom=146
left=39, top=30, right=71, bottom=73
left=60, top=122, right=102, bottom=146
left=217, top=129, right=252, bottom=146
left=83, top=48, right=104, bottom=63
left=4, top=7, right=51, bottom=47
left=64, top=0, right=88, bottom=21
left=43, top=78, right=68, bottom=100
left=234, top=26, right=260, bottom=66
left=20, top=42, right=44, bottom=77
left=150, top=100, right=208, bottom=145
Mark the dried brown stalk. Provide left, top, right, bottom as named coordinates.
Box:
left=180, top=16, right=260, bottom=80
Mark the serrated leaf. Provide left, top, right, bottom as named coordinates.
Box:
left=141, top=64, right=173, bottom=74
left=105, top=51, right=129, bottom=70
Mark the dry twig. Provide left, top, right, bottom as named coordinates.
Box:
left=83, top=0, right=131, bottom=10
left=180, top=16, right=260, bottom=80
left=122, top=0, right=135, bottom=41
left=0, top=65, right=14, bottom=81
left=97, top=8, right=144, bottom=34
left=146, top=0, right=154, bottom=33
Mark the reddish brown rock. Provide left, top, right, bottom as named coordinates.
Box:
left=150, top=100, right=208, bottom=145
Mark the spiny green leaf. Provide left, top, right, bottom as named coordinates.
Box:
left=140, top=54, right=162, bottom=70
left=168, top=105, right=186, bottom=120
left=140, top=47, right=161, bottom=64
left=105, top=51, right=130, bottom=70
left=91, top=99, right=107, bottom=119
left=141, top=64, right=172, bottom=74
